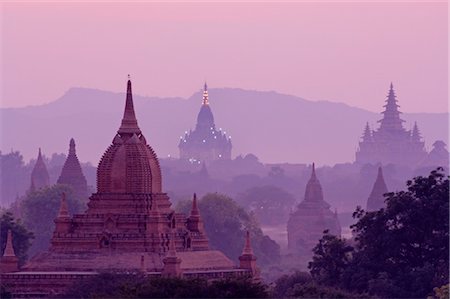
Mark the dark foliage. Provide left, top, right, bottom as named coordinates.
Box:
left=308, top=168, right=449, bottom=298
left=61, top=273, right=269, bottom=298
left=176, top=193, right=281, bottom=266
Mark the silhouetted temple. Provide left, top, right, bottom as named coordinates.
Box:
left=2, top=79, right=256, bottom=296
left=421, top=140, right=449, bottom=168
left=366, top=167, right=388, bottom=211
left=355, top=84, right=427, bottom=166
left=179, top=83, right=232, bottom=163
left=57, top=138, right=88, bottom=200
left=287, top=164, right=341, bottom=254
left=30, top=148, right=50, bottom=191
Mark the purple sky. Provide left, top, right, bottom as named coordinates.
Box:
left=1, top=2, right=448, bottom=113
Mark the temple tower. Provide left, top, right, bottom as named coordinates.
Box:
left=30, top=148, right=50, bottom=191
left=356, top=83, right=427, bottom=166
left=1, top=230, right=19, bottom=273
left=287, top=163, right=341, bottom=254
left=238, top=231, right=258, bottom=277
left=421, top=140, right=449, bottom=168
left=366, top=167, right=389, bottom=211
left=57, top=138, right=88, bottom=200
left=162, top=231, right=183, bottom=277
left=179, top=83, right=232, bottom=163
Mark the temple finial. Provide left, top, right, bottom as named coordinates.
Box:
left=57, top=192, right=70, bottom=219
left=128, top=74, right=130, bottom=80
left=202, top=82, right=209, bottom=105
left=118, top=78, right=141, bottom=135
left=242, top=231, right=254, bottom=255
left=3, top=230, right=16, bottom=257
left=191, top=193, right=199, bottom=216
left=311, top=162, right=317, bottom=180
left=69, top=138, right=76, bottom=155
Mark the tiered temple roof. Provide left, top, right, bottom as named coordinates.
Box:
left=30, top=148, right=50, bottom=191
left=57, top=139, right=88, bottom=199
left=287, top=163, right=341, bottom=254
left=179, top=83, right=232, bottom=163
left=356, top=83, right=427, bottom=165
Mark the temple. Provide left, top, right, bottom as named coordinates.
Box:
left=366, top=167, right=388, bottom=211
left=57, top=138, right=88, bottom=200
left=179, top=83, right=232, bottom=163
left=287, top=163, right=341, bottom=255
left=355, top=83, right=427, bottom=166
left=421, top=140, right=449, bottom=168
left=2, top=79, right=256, bottom=296
left=30, top=148, right=50, bottom=192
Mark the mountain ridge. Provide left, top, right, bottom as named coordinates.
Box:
left=1, top=87, right=448, bottom=165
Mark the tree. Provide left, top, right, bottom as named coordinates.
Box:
left=308, top=231, right=353, bottom=287
left=0, top=211, right=34, bottom=266
left=308, top=168, right=449, bottom=298
left=62, top=273, right=269, bottom=298
left=176, top=193, right=281, bottom=266
left=21, top=184, right=84, bottom=256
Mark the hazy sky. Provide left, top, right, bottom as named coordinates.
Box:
left=1, top=2, right=448, bottom=113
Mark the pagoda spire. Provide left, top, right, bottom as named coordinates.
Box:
left=57, top=193, right=70, bottom=219
left=362, top=122, right=372, bottom=142
left=190, top=193, right=200, bottom=217
left=202, top=82, right=209, bottom=106
left=366, top=166, right=389, bottom=211
left=411, top=122, right=422, bottom=142
left=118, top=76, right=141, bottom=135
left=69, top=138, right=76, bottom=155
left=378, top=82, right=405, bottom=132
left=242, top=231, right=254, bottom=255
left=3, top=230, right=16, bottom=257
left=30, top=148, right=50, bottom=191
left=304, top=163, right=324, bottom=203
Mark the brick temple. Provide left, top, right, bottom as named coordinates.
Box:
left=287, top=163, right=341, bottom=255
left=1, top=79, right=257, bottom=297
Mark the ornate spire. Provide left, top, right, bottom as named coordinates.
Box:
left=378, top=82, right=405, bottom=132
left=362, top=122, right=372, bottom=142
left=57, top=193, right=70, bottom=219
left=167, top=230, right=177, bottom=258
left=30, top=148, right=50, bottom=191
left=118, top=78, right=141, bottom=135
left=57, top=138, right=88, bottom=199
left=411, top=122, right=422, bottom=142
left=366, top=167, right=389, bottom=211
left=202, top=82, right=209, bottom=106
left=190, top=193, right=200, bottom=217
left=242, top=231, right=254, bottom=255
left=3, top=230, right=16, bottom=257
left=304, top=163, right=324, bottom=202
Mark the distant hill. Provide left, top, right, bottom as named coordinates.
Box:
left=1, top=87, right=448, bottom=165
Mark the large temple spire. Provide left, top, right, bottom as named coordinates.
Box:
left=118, top=76, right=141, bottom=135
left=378, top=82, right=405, bottom=132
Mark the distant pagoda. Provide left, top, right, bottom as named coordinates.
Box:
left=57, top=138, right=88, bottom=200
left=179, top=83, right=232, bottom=163
left=355, top=83, right=427, bottom=166
left=366, top=167, right=388, bottom=211
left=30, top=148, right=50, bottom=191
left=287, top=164, right=341, bottom=254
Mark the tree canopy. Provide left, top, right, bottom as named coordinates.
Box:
left=21, top=184, right=84, bottom=256
left=176, top=193, right=281, bottom=267
left=308, top=168, right=449, bottom=298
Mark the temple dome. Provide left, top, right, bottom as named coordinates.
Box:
left=97, top=80, right=162, bottom=194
